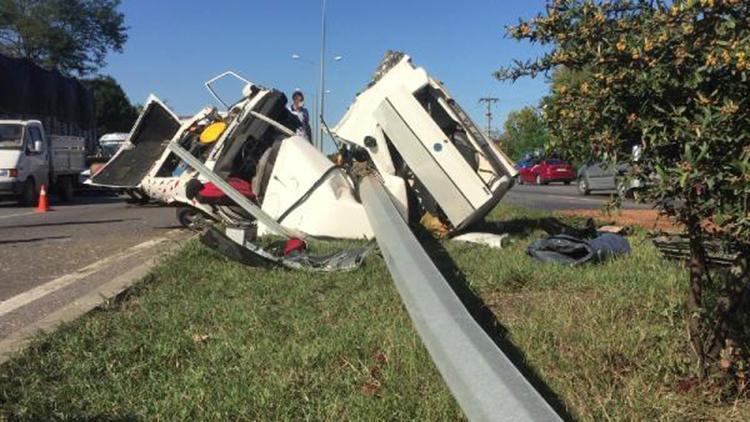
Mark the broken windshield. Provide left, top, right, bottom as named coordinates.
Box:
left=0, top=124, right=23, bottom=149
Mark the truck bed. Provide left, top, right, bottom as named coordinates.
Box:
left=50, top=135, right=86, bottom=176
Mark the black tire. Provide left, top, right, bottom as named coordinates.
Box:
left=176, top=206, right=211, bottom=232
left=564, top=181, right=571, bottom=186
left=59, top=176, right=74, bottom=202
left=577, top=177, right=591, bottom=196
left=617, top=181, right=633, bottom=199
left=19, top=179, right=36, bottom=206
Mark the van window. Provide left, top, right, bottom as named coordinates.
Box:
left=29, top=127, right=43, bottom=143
left=28, top=127, right=44, bottom=153
left=0, top=124, right=23, bottom=149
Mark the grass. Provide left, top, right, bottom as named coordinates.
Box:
left=1, top=205, right=749, bottom=420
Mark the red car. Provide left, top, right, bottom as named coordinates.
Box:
left=518, top=159, right=576, bottom=185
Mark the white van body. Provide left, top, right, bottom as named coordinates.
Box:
left=0, top=120, right=86, bottom=205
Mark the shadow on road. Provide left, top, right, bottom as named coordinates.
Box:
left=0, top=218, right=140, bottom=230
left=413, top=225, right=574, bottom=420
left=0, top=195, right=124, bottom=209
left=0, top=235, right=70, bottom=245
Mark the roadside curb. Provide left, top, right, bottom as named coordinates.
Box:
left=0, top=232, right=192, bottom=365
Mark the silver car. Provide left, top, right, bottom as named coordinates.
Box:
left=576, top=162, right=644, bottom=197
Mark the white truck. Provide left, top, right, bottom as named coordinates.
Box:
left=0, top=120, right=86, bottom=205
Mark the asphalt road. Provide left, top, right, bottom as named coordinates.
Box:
left=0, top=193, right=191, bottom=339
left=0, top=194, right=182, bottom=299
left=503, top=183, right=652, bottom=211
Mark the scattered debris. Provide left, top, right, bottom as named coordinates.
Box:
left=598, top=225, right=627, bottom=235
left=451, top=232, right=509, bottom=249
left=652, top=235, right=738, bottom=267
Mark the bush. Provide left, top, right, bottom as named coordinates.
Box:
left=497, top=0, right=750, bottom=385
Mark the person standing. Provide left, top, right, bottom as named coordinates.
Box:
left=289, top=90, right=312, bottom=141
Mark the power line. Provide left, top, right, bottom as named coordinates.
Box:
left=478, top=97, right=499, bottom=139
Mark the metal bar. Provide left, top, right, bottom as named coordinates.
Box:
left=359, top=175, right=560, bottom=422
left=248, top=111, right=294, bottom=137
left=167, top=141, right=302, bottom=239
left=204, top=71, right=252, bottom=109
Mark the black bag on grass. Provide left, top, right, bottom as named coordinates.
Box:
left=527, top=233, right=631, bottom=266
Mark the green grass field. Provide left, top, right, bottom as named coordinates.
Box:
left=1, top=205, right=748, bottom=420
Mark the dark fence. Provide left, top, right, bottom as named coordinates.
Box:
left=0, top=54, right=96, bottom=150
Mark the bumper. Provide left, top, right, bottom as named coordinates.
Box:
left=543, top=173, right=576, bottom=182
left=0, top=179, right=21, bottom=196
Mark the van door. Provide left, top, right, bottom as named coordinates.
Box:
left=25, top=125, right=50, bottom=190
left=91, top=97, right=181, bottom=188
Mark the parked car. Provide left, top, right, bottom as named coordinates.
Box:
left=576, top=161, right=644, bottom=196
left=514, top=156, right=538, bottom=184
left=519, top=158, right=576, bottom=185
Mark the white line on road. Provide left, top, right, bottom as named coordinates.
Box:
left=0, top=211, right=36, bottom=221
left=0, top=237, right=169, bottom=318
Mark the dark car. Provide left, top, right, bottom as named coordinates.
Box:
left=519, top=159, right=576, bottom=185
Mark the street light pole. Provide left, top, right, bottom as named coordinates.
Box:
left=318, top=0, right=327, bottom=151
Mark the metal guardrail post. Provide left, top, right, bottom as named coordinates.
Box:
left=359, top=175, right=561, bottom=422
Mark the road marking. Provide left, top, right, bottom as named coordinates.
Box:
left=0, top=211, right=36, bottom=221
left=0, top=237, right=169, bottom=318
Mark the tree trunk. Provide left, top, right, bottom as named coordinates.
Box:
left=706, top=246, right=750, bottom=361
left=686, top=214, right=709, bottom=378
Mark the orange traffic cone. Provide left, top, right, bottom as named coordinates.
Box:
left=36, top=184, right=50, bottom=213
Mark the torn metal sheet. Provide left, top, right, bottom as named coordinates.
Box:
left=201, top=226, right=374, bottom=272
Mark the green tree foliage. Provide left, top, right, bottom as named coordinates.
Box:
left=500, top=106, right=550, bottom=160
left=0, top=0, right=126, bottom=76
left=497, top=0, right=750, bottom=383
left=83, top=75, right=137, bottom=135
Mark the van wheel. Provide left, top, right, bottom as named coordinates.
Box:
left=59, top=176, right=74, bottom=202
left=176, top=206, right=211, bottom=232
left=19, top=179, right=37, bottom=206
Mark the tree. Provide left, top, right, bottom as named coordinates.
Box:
left=0, top=0, right=127, bottom=76
left=497, top=0, right=750, bottom=383
left=84, top=75, right=137, bottom=135
left=500, top=106, right=550, bottom=160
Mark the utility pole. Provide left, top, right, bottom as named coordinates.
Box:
left=318, top=0, right=327, bottom=152
left=478, top=97, right=499, bottom=139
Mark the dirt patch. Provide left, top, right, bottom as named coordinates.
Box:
left=556, top=209, right=682, bottom=233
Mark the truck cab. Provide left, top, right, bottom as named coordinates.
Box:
left=0, top=120, right=85, bottom=205
left=0, top=120, right=50, bottom=205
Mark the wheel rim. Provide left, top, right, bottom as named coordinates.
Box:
left=578, top=179, right=587, bottom=192
left=179, top=210, right=208, bottom=231
left=536, top=175, right=541, bottom=185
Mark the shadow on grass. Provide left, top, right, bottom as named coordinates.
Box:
left=464, top=215, right=596, bottom=240
left=414, top=224, right=575, bottom=421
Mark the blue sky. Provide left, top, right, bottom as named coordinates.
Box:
left=102, top=0, right=551, bottom=132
